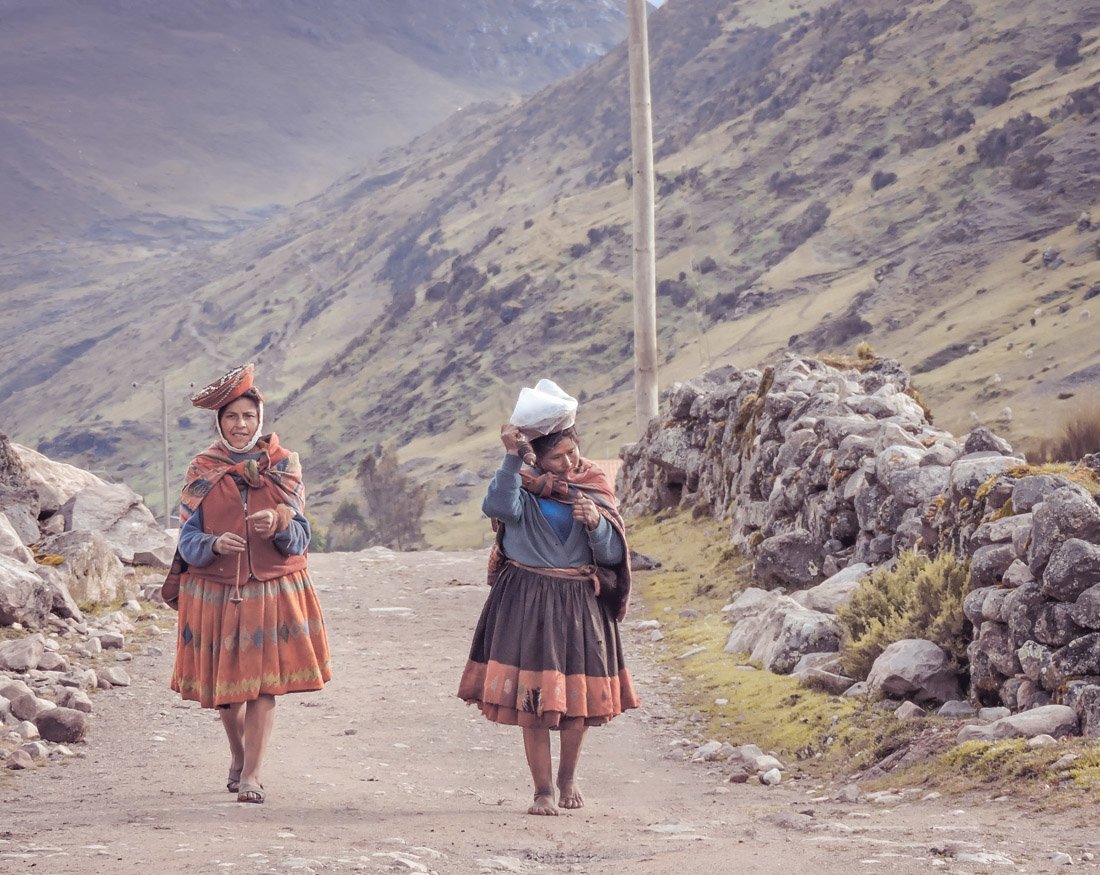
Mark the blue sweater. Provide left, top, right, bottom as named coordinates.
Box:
left=482, top=453, right=624, bottom=569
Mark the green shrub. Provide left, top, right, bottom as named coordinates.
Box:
left=837, top=551, right=970, bottom=679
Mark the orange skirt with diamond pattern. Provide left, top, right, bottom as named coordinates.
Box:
left=457, top=563, right=639, bottom=729
left=170, top=568, right=332, bottom=708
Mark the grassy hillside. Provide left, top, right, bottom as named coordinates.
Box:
left=4, top=0, right=1098, bottom=541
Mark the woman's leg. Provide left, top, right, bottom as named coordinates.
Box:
left=521, top=727, right=557, bottom=815
left=240, top=695, right=277, bottom=791
left=219, top=703, right=246, bottom=778
left=557, top=726, right=586, bottom=809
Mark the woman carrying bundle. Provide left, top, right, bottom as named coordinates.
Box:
left=458, top=381, right=639, bottom=815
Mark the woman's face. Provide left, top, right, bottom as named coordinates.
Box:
left=219, top=397, right=260, bottom=450
left=536, top=437, right=580, bottom=476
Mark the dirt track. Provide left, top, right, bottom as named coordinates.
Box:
left=2, top=549, right=1097, bottom=874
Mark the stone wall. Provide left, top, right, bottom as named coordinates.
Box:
left=618, top=355, right=1100, bottom=735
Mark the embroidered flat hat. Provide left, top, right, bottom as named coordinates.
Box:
left=190, top=363, right=261, bottom=410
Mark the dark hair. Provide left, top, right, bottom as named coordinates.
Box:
left=531, top=427, right=580, bottom=460
left=217, top=388, right=262, bottom=422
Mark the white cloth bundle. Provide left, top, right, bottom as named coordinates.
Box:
left=509, top=379, right=578, bottom=437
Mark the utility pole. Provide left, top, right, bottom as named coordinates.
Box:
left=627, top=0, right=658, bottom=438
left=161, top=376, right=171, bottom=529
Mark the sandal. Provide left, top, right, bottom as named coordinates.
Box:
left=237, top=782, right=265, bottom=804
left=227, top=767, right=242, bottom=793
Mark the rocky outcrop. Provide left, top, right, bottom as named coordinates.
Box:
left=619, top=355, right=1100, bottom=733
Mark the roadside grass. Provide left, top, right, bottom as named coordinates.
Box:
left=628, top=510, right=1100, bottom=800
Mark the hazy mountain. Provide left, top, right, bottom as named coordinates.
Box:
left=4, top=0, right=1098, bottom=547
left=0, top=0, right=631, bottom=259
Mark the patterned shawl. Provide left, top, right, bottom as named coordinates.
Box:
left=487, top=457, right=633, bottom=620
left=179, top=433, right=304, bottom=525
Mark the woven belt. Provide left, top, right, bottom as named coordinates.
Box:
left=505, top=559, right=602, bottom=595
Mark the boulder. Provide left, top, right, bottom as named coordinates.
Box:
left=1004, top=582, right=1048, bottom=648
left=937, top=700, right=977, bottom=718
left=56, top=688, right=93, bottom=714
left=793, top=667, right=855, bottom=694
left=1033, top=603, right=1084, bottom=648
left=963, top=428, right=1014, bottom=456
left=1002, top=559, right=1034, bottom=588
left=1063, top=681, right=1100, bottom=738
left=1017, top=641, right=1053, bottom=683
left=976, top=621, right=1020, bottom=677
left=61, top=481, right=175, bottom=567
left=724, top=601, right=840, bottom=674
left=957, top=705, right=1079, bottom=743
left=1028, top=487, right=1100, bottom=577
left=1049, top=633, right=1100, bottom=681
left=35, top=706, right=88, bottom=743
left=969, top=544, right=1018, bottom=589
left=1011, top=474, right=1072, bottom=514
left=790, top=563, right=871, bottom=613
left=867, top=639, right=962, bottom=703
left=1040, top=538, right=1100, bottom=602
left=33, top=565, right=84, bottom=622
left=1070, top=583, right=1100, bottom=629
left=0, top=513, right=33, bottom=564
left=948, top=454, right=1023, bottom=504
left=36, top=530, right=129, bottom=606
left=970, top=513, right=1033, bottom=550
left=722, top=587, right=785, bottom=624
left=0, top=555, right=53, bottom=628
left=13, top=443, right=103, bottom=510
left=753, top=530, right=825, bottom=589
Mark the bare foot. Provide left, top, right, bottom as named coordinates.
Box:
left=557, top=780, right=584, bottom=809
left=528, top=790, right=558, bottom=816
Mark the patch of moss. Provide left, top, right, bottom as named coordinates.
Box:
left=990, top=498, right=1015, bottom=521
left=1006, top=462, right=1100, bottom=495
left=628, top=512, right=924, bottom=774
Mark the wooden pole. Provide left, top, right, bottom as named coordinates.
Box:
left=627, top=0, right=658, bottom=438
left=161, top=376, right=171, bottom=529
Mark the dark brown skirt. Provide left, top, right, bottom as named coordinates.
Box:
left=457, top=563, right=640, bottom=729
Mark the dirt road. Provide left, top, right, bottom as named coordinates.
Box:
left=3, top=549, right=1097, bottom=874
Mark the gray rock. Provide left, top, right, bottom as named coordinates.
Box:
left=1034, top=602, right=1085, bottom=647
left=760, top=768, right=782, bottom=785
left=57, top=688, right=92, bottom=713
left=0, top=679, right=33, bottom=700
left=20, top=741, right=49, bottom=760
left=978, top=707, right=1011, bottom=721
left=35, top=651, right=68, bottom=673
left=6, top=749, right=33, bottom=769
left=791, top=652, right=843, bottom=673
left=722, top=587, right=784, bottom=624
left=35, top=706, right=88, bottom=743
left=963, top=587, right=996, bottom=625
left=0, top=635, right=45, bottom=672
left=1063, top=680, right=1100, bottom=738
left=895, top=701, right=927, bottom=719
left=970, top=513, right=1034, bottom=549
left=1029, top=488, right=1100, bottom=577
left=62, top=481, right=175, bottom=567
left=98, top=667, right=131, bottom=687
left=1017, top=641, right=1054, bottom=683
left=753, top=530, right=826, bottom=589
left=33, top=565, right=84, bottom=622
left=1042, top=538, right=1100, bottom=602
left=790, top=563, right=870, bottom=613
left=724, top=601, right=840, bottom=674
left=937, top=700, right=977, bottom=718
left=1071, top=584, right=1100, bottom=629
left=9, top=693, right=49, bottom=722
left=969, top=544, right=1018, bottom=588
left=958, top=705, right=1079, bottom=743
left=96, top=632, right=125, bottom=650
left=1016, top=679, right=1051, bottom=710
left=1050, top=633, right=1100, bottom=681
left=1004, top=582, right=1048, bottom=647
left=36, top=530, right=129, bottom=606
left=0, top=512, right=33, bottom=564
left=976, top=622, right=1020, bottom=677
left=963, top=427, right=1014, bottom=456
left=842, top=681, right=870, bottom=697
left=1011, top=474, right=1072, bottom=513
left=867, top=639, right=962, bottom=703
left=0, top=555, right=53, bottom=628
left=948, top=454, right=1022, bottom=504
left=1002, top=559, right=1034, bottom=588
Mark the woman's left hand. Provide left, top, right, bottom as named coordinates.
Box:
left=572, top=496, right=601, bottom=531
left=246, top=509, right=278, bottom=540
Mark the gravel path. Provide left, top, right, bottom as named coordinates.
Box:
left=3, top=549, right=1097, bottom=874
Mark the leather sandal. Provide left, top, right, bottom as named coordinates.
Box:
left=237, top=782, right=265, bottom=804
left=227, top=767, right=242, bottom=793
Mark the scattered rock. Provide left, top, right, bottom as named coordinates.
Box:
left=0, top=635, right=46, bottom=672
left=35, top=706, right=89, bottom=743
left=894, top=701, right=927, bottom=719
left=958, top=704, right=1079, bottom=743
left=937, top=700, right=977, bottom=718
left=759, top=768, right=782, bottom=785
left=98, top=667, right=131, bottom=687
left=867, top=639, right=961, bottom=703
left=6, top=749, right=34, bottom=770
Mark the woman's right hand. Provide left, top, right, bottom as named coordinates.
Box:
left=213, top=532, right=247, bottom=555
left=500, top=424, right=526, bottom=455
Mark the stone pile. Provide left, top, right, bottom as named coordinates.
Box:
left=0, top=431, right=174, bottom=769
left=0, top=599, right=165, bottom=769
left=618, top=354, right=1100, bottom=735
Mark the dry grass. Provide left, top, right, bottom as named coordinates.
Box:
left=1028, top=406, right=1100, bottom=463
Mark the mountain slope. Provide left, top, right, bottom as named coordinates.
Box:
left=0, top=0, right=631, bottom=259
left=4, top=0, right=1099, bottom=543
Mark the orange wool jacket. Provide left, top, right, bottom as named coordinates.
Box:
left=197, top=475, right=307, bottom=585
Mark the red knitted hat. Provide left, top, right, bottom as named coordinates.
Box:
left=190, top=363, right=261, bottom=410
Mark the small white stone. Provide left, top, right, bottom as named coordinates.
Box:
left=1027, top=734, right=1057, bottom=748
left=760, top=768, right=782, bottom=786
left=1049, top=852, right=1073, bottom=865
